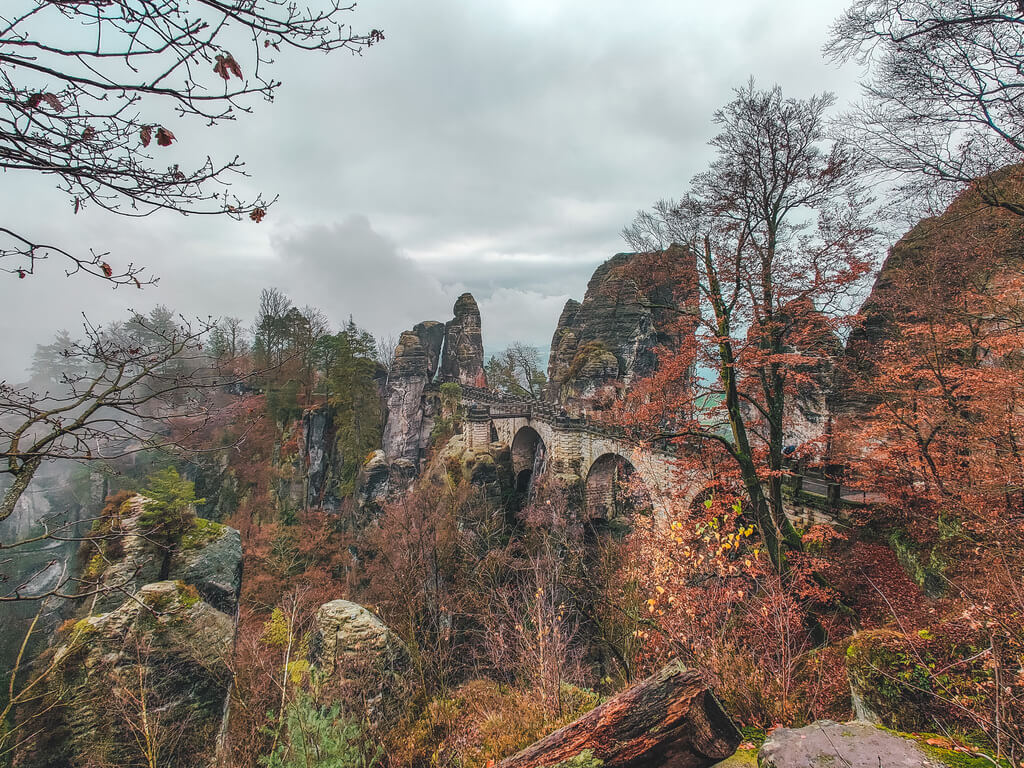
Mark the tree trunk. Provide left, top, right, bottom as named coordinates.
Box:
left=497, top=661, right=740, bottom=768
left=1, top=455, right=42, bottom=523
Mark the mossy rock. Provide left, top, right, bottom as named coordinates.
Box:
left=713, top=748, right=758, bottom=767
left=846, top=628, right=996, bottom=734
left=847, top=629, right=933, bottom=730
left=180, top=515, right=224, bottom=550
left=758, top=720, right=1007, bottom=768
left=14, top=582, right=234, bottom=768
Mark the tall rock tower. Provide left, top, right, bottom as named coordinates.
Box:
left=440, top=292, right=487, bottom=388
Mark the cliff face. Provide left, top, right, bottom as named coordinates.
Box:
left=837, top=168, right=1024, bottom=415
left=751, top=299, right=844, bottom=452
left=440, top=293, right=487, bottom=387
left=381, top=320, right=445, bottom=470
left=545, top=245, right=697, bottom=406
left=377, top=293, right=488, bottom=489
left=16, top=494, right=242, bottom=768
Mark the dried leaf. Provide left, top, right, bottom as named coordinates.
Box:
left=249, top=207, right=266, bottom=223
left=156, top=127, right=175, bottom=147
left=140, top=125, right=152, bottom=147
left=214, top=53, right=242, bottom=80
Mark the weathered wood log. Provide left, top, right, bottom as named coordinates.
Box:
left=497, top=661, right=740, bottom=768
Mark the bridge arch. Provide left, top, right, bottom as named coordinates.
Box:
left=511, top=426, right=547, bottom=493
left=584, top=452, right=653, bottom=521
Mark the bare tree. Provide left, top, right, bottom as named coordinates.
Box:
left=621, top=82, right=876, bottom=581
left=0, top=0, right=383, bottom=284
left=375, top=333, right=398, bottom=382
left=486, top=342, right=547, bottom=399
left=826, top=0, right=1024, bottom=216
left=1, top=313, right=235, bottom=523
left=210, top=316, right=250, bottom=362
left=253, top=287, right=293, bottom=366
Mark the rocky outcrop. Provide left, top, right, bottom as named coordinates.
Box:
left=838, top=167, right=1024, bottom=414
left=310, top=599, right=412, bottom=729
left=759, top=720, right=963, bottom=767
left=17, top=580, right=235, bottom=768
left=355, top=449, right=389, bottom=514
left=301, top=404, right=335, bottom=509
left=381, top=321, right=445, bottom=468
left=376, top=293, right=488, bottom=488
left=93, top=495, right=241, bottom=615
left=172, top=524, right=243, bottom=614
left=15, top=492, right=242, bottom=768
left=545, top=246, right=697, bottom=407
left=440, top=292, right=487, bottom=387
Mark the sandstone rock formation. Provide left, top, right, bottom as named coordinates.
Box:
left=440, top=292, right=487, bottom=387
left=172, top=523, right=243, bottom=614
left=837, top=167, right=1024, bottom=415
left=355, top=449, right=390, bottom=513
left=17, top=513, right=240, bottom=768
left=310, top=599, right=412, bottom=728
left=18, top=580, right=235, bottom=768
left=381, top=320, right=445, bottom=466
left=376, top=292, right=489, bottom=489
left=545, top=246, right=697, bottom=407
left=759, top=720, right=959, bottom=768
left=93, top=495, right=242, bottom=615
left=302, top=404, right=335, bottom=509
left=90, top=495, right=241, bottom=618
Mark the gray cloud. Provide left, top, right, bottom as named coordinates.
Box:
left=271, top=215, right=450, bottom=338
left=0, top=0, right=862, bottom=380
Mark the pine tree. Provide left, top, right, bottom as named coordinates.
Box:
left=139, top=467, right=205, bottom=579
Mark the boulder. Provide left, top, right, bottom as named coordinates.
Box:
left=310, top=600, right=412, bottom=728
left=440, top=292, right=487, bottom=387
left=759, top=720, right=964, bottom=768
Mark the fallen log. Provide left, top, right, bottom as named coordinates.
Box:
left=497, top=661, right=740, bottom=768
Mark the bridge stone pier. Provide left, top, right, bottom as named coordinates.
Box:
left=461, top=387, right=688, bottom=519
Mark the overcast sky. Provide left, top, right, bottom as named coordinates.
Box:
left=0, top=0, right=864, bottom=380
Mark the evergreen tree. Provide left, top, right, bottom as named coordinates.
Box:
left=139, top=467, right=205, bottom=579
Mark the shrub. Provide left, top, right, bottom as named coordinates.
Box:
left=261, top=692, right=381, bottom=768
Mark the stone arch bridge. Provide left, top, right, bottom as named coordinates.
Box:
left=458, top=386, right=850, bottom=526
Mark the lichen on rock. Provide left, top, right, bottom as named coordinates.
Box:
left=16, top=581, right=235, bottom=768
left=309, top=599, right=412, bottom=730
